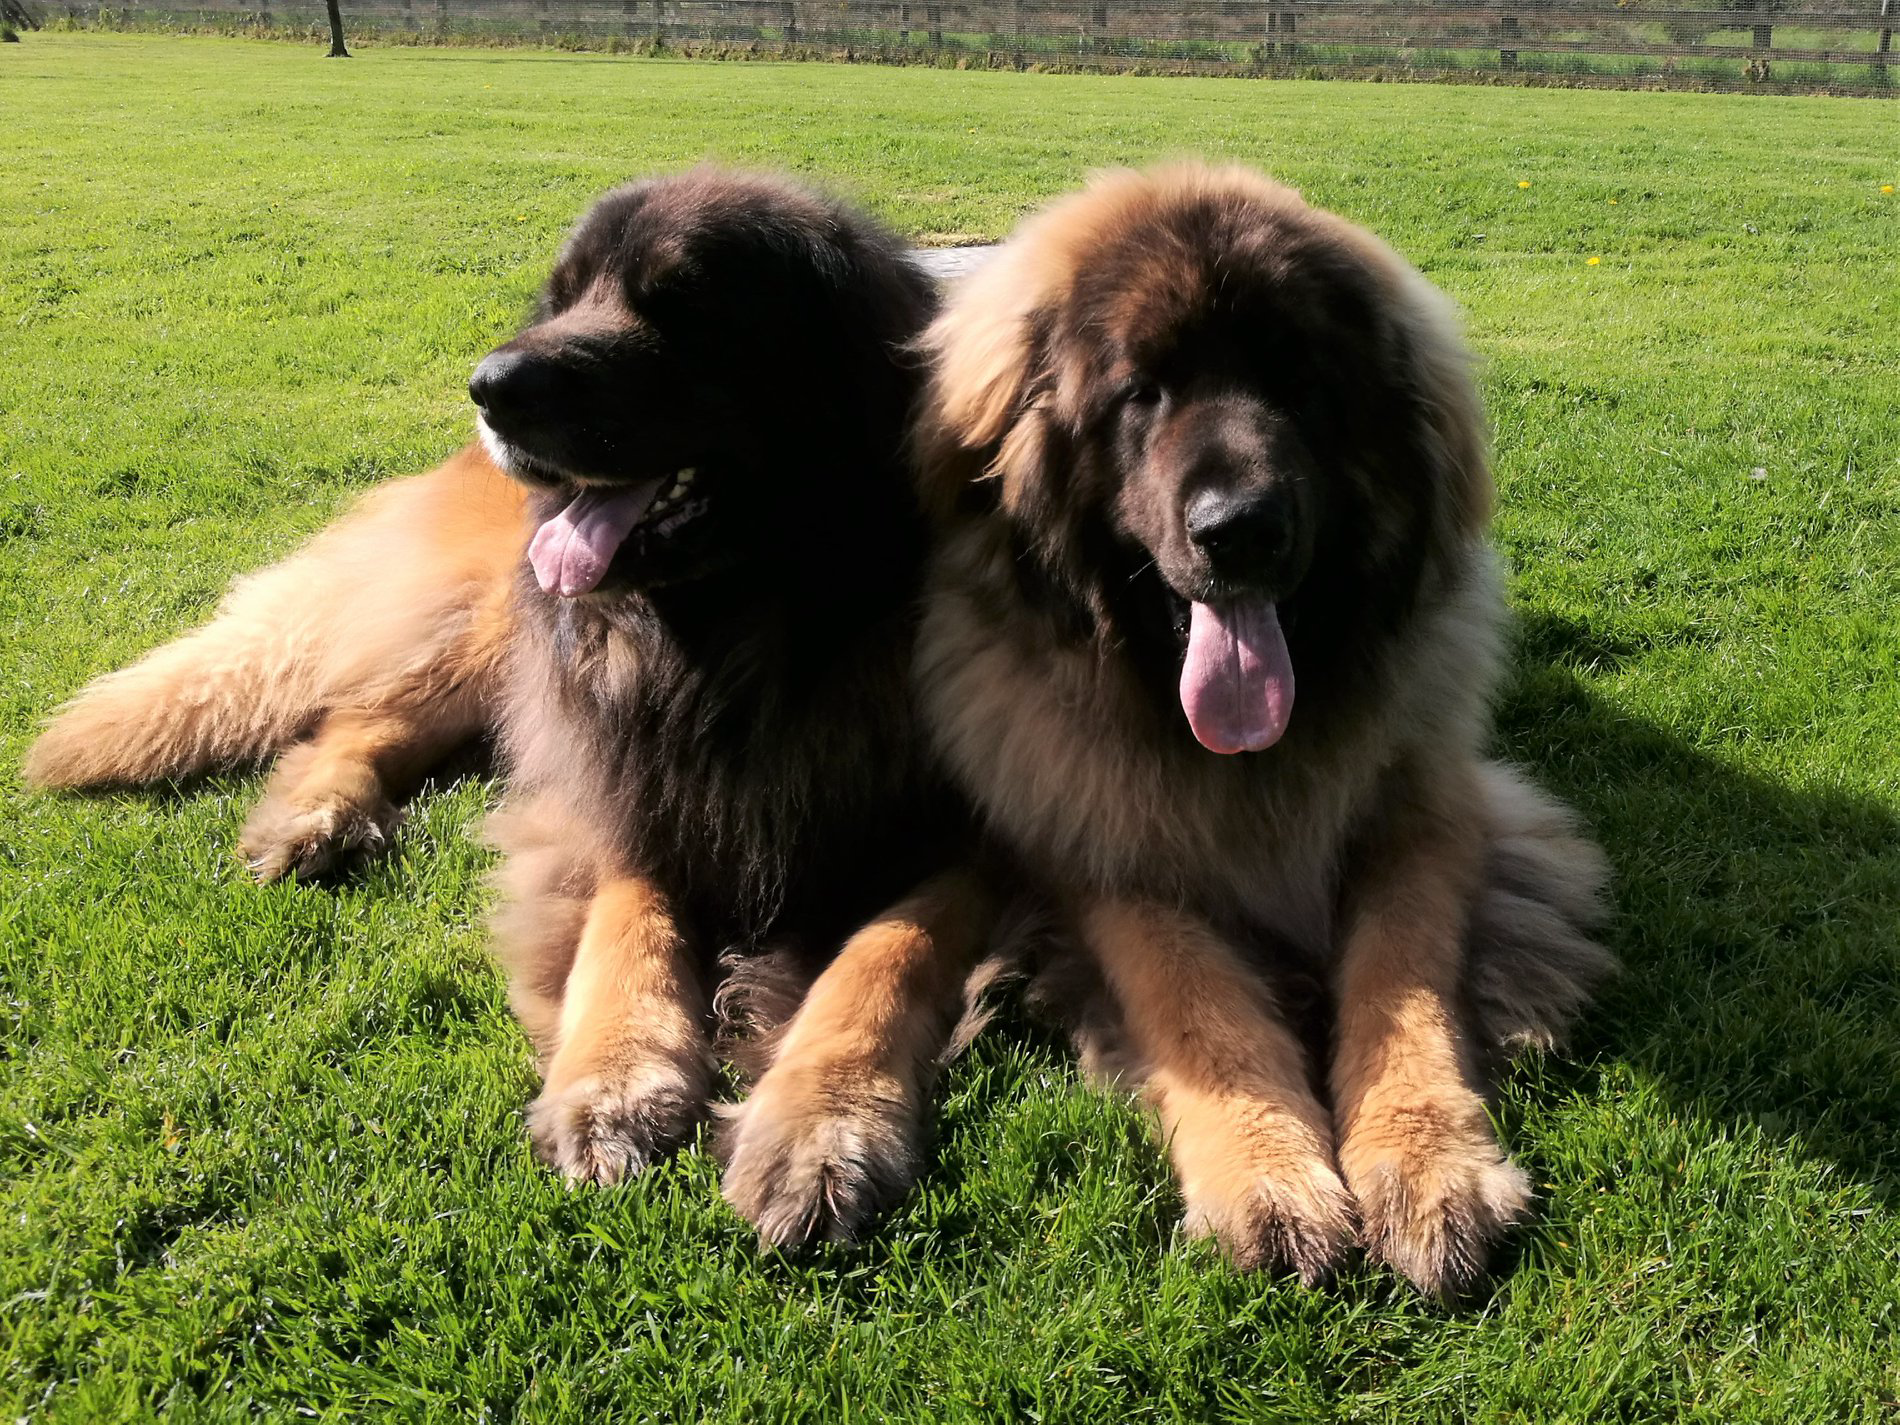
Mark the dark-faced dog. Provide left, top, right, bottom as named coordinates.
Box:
left=478, top=171, right=993, bottom=1242
left=27, top=170, right=993, bottom=1246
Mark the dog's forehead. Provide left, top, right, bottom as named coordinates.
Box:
left=1072, top=207, right=1378, bottom=369
left=556, top=197, right=691, bottom=292
left=558, top=180, right=825, bottom=298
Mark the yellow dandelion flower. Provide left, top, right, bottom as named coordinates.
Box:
left=1608, top=198, right=1619, bottom=205
left=1884, top=184, right=1896, bottom=194
left=1586, top=256, right=1602, bottom=266
left=1517, top=180, right=1531, bottom=189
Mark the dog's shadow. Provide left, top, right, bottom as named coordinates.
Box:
left=1495, top=613, right=1899, bottom=1198
left=894, top=609, right=1898, bottom=1300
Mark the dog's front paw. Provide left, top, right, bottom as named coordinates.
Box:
left=239, top=790, right=400, bottom=882
left=719, top=1068, right=918, bottom=1249
left=1339, top=1091, right=1532, bottom=1298
left=527, top=1066, right=706, bottom=1187
left=1175, top=1117, right=1358, bottom=1285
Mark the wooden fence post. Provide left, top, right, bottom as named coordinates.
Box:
left=1011, top=0, right=1023, bottom=65
left=1877, top=0, right=1891, bottom=81
left=1735, top=0, right=1771, bottom=78
left=782, top=0, right=797, bottom=43
left=437, top=0, right=448, bottom=32
left=1499, top=13, right=1518, bottom=69
left=897, top=0, right=908, bottom=43
left=925, top=0, right=940, bottom=46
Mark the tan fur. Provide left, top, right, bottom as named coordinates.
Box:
left=1081, top=899, right=1356, bottom=1282
left=1328, top=757, right=1533, bottom=1294
left=719, top=869, right=996, bottom=1245
left=486, top=794, right=693, bottom=1162
left=486, top=793, right=604, bottom=1054
left=524, top=872, right=715, bottom=1186
left=1468, top=762, right=1616, bottom=1053
left=24, top=444, right=527, bottom=879
left=915, top=164, right=1493, bottom=538
left=914, top=163, right=1613, bottom=1295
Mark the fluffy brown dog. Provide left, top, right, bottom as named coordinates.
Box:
left=910, top=164, right=1613, bottom=1295
left=26, top=170, right=991, bottom=1246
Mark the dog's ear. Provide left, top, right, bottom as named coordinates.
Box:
left=1389, top=264, right=1495, bottom=539
left=911, top=254, right=1060, bottom=528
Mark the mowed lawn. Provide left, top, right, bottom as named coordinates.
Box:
left=2, top=33, right=1896, bottom=1421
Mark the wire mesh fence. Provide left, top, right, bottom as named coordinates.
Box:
left=49, top=0, right=1898, bottom=91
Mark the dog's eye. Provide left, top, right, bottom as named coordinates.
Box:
left=1124, top=381, right=1163, bottom=409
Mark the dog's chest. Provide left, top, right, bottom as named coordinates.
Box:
left=522, top=594, right=929, bottom=943
left=919, top=579, right=1359, bottom=959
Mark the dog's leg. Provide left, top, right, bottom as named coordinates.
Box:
left=1331, top=756, right=1533, bottom=1297
left=720, top=868, right=994, bottom=1247
left=239, top=566, right=512, bottom=883
left=1082, top=898, right=1356, bottom=1284
left=24, top=445, right=522, bottom=794
left=527, top=874, right=714, bottom=1186
left=238, top=686, right=486, bottom=882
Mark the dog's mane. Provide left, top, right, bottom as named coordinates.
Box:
left=915, top=165, right=1495, bottom=735
left=499, top=172, right=952, bottom=954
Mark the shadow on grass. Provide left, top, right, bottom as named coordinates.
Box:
left=1500, top=613, right=1899, bottom=1197
left=847, top=610, right=1900, bottom=1307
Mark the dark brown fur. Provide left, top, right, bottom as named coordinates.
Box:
left=913, top=164, right=1613, bottom=1295
left=473, top=171, right=993, bottom=1239
left=25, top=170, right=998, bottom=1246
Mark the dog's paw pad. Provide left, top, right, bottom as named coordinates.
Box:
left=527, top=1070, right=704, bottom=1187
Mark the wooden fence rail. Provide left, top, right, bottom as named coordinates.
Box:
left=62, top=0, right=1897, bottom=87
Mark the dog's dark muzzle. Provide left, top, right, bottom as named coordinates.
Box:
left=469, top=350, right=569, bottom=431
left=1183, top=482, right=1312, bottom=601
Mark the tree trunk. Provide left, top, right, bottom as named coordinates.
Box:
left=325, top=0, right=351, bottom=55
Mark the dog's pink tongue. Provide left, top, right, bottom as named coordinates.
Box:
left=527, top=483, right=661, bottom=597
left=1179, top=599, right=1295, bottom=754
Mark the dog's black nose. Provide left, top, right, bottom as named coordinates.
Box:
left=468, top=350, right=558, bottom=421
left=1185, top=487, right=1297, bottom=578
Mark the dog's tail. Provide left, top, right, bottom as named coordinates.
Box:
left=23, top=445, right=526, bottom=790
left=1465, top=760, right=1616, bottom=1054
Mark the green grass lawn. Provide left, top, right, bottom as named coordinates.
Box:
left=3, top=33, right=1897, bottom=1422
